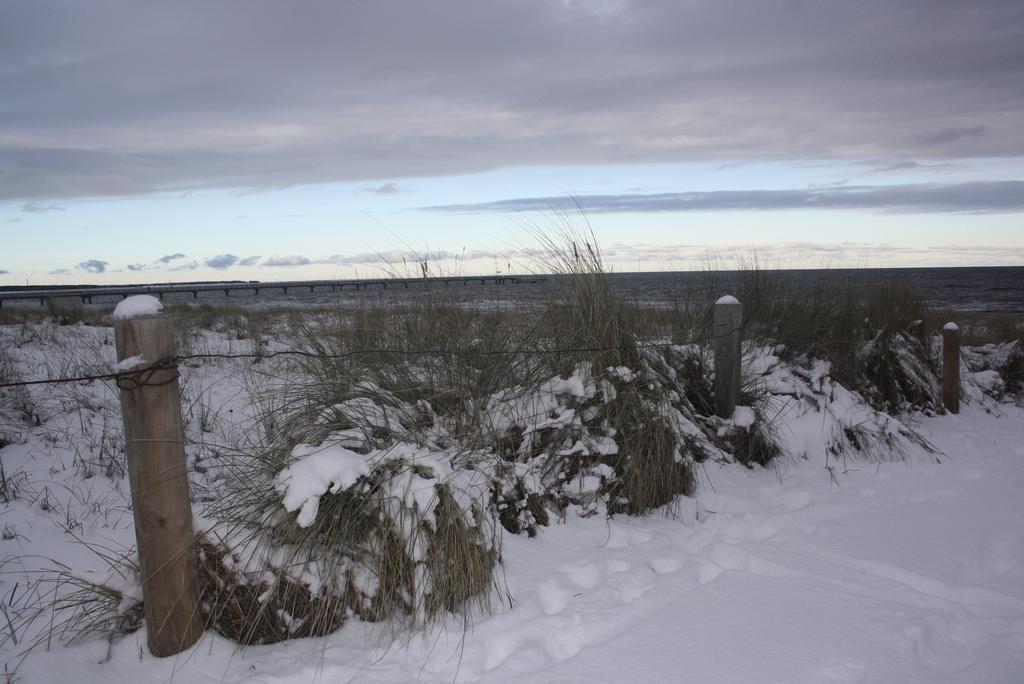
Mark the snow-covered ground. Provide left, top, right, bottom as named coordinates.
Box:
left=2, top=321, right=1023, bottom=683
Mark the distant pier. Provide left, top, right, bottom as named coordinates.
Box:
left=0, top=275, right=547, bottom=308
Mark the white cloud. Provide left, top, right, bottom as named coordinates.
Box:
left=76, top=259, right=108, bottom=273
left=263, top=255, right=312, bottom=267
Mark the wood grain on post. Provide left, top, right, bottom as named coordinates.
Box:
left=714, top=295, right=743, bottom=419
left=114, top=306, right=203, bottom=657
left=942, top=322, right=961, bottom=414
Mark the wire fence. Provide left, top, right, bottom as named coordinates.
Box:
left=0, top=333, right=894, bottom=391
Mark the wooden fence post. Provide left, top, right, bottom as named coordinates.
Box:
left=942, top=322, right=961, bottom=414
left=714, top=295, right=743, bottom=419
left=114, top=299, right=203, bottom=657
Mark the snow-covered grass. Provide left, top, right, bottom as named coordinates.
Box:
left=1, top=314, right=1022, bottom=681
left=1, top=259, right=1023, bottom=682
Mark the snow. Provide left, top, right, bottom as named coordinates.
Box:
left=111, top=295, right=163, bottom=320
left=943, top=322, right=960, bottom=332
left=732, top=405, right=755, bottom=428
left=972, top=369, right=1004, bottom=394
left=112, top=354, right=145, bottom=371
left=607, top=366, right=635, bottom=383
left=275, top=438, right=375, bottom=527
left=716, top=294, right=740, bottom=305
left=546, top=362, right=595, bottom=398
left=3, top=320, right=1024, bottom=683
left=16, top=404, right=1024, bottom=683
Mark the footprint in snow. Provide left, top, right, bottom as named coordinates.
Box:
left=603, top=524, right=653, bottom=549
left=483, top=632, right=524, bottom=671
left=560, top=562, right=602, bottom=589
left=612, top=567, right=657, bottom=604
left=695, top=558, right=723, bottom=585
left=648, top=555, right=685, bottom=575
left=536, top=580, right=574, bottom=615
left=709, top=542, right=803, bottom=579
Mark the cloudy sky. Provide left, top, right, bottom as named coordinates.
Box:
left=1, top=0, right=1022, bottom=284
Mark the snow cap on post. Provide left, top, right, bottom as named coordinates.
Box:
left=716, top=294, right=739, bottom=305
left=113, top=295, right=164, bottom=320
left=943, top=321, right=960, bottom=332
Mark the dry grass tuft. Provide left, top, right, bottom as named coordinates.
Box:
left=727, top=266, right=941, bottom=414
left=198, top=540, right=348, bottom=645
left=0, top=548, right=144, bottom=669
left=197, top=437, right=500, bottom=645
left=0, top=346, right=36, bottom=427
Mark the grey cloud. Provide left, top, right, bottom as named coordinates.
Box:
left=322, top=251, right=413, bottom=266
left=263, top=255, right=312, bottom=267
left=204, top=254, right=238, bottom=270
left=21, top=202, right=65, bottom=213
left=76, top=259, right=108, bottom=273
left=238, top=255, right=262, bottom=266
left=126, top=263, right=148, bottom=271
left=1, top=1, right=1022, bottom=201
left=48, top=268, right=70, bottom=275
left=362, top=182, right=402, bottom=195
left=868, top=160, right=959, bottom=173
left=169, top=260, right=199, bottom=271
left=250, top=248, right=511, bottom=269
left=157, top=252, right=186, bottom=264
left=0, top=269, right=8, bottom=275
left=320, top=248, right=509, bottom=266
left=424, top=181, right=1024, bottom=215
left=916, top=125, right=989, bottom=146
left=877, top=161, right=922, bottom=172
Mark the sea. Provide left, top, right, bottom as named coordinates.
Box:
left=3, top=266, right=1023, bottom=315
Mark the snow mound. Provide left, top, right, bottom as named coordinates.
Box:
left=275, top=439, right=376, bottom=527
left=112, top=295, right=163, bottom=319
